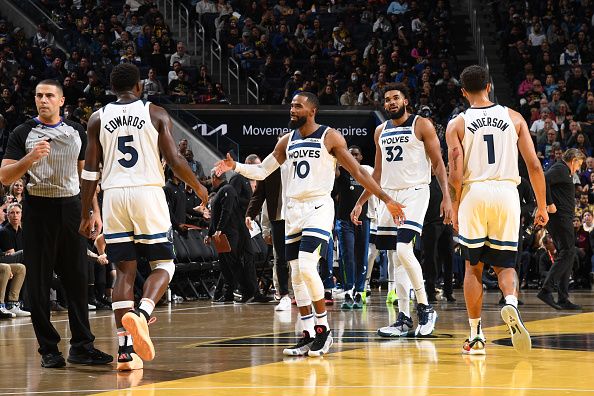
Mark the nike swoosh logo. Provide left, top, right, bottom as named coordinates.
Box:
left=415, top=187, right=422, bottom=191
left=315, top=204, right=323, bottom=209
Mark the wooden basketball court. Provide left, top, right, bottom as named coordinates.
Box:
left=1, top=290, right=592, bottom=395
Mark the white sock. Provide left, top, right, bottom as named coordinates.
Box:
left=388, top=250, right=397, bottom=293
left=300, top=313, right=315, bottom=337
left=117, top=327, right=133, bottom=347
left=315, top=311, right=330, bottom=330
left=139, top=298, right=155, bottom=317
left=469, top=318, right=484, bottom=340
left=505, top=295, right=518, bottom=308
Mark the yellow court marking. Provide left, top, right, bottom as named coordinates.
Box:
left=93, top=313, right=594, bottom=396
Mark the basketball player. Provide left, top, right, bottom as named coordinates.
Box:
left=351, top=83, right=451, bottom=337
left=79, top=64, right=209, bottom=370
left=215, top=92, right=405, bottom=356
left=446, top=65, right=548, bottom=355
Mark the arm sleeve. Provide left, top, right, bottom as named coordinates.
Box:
left=234, top=153, right=281, bottom=181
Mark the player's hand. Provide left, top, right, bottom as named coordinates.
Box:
left=547, top=204, right=557, bottom=214
left=451, top=210, right=459, bottom=233
left=534, top=206, right=549, bottom=227
left=386, top=200, right=406, bottom=226
left=245, top=216, right=253, bottom=230
left=214, top=153, right=235, bottom=176
left=440, top=197, right=453, bottom=225
left=79, top=211, right=102, bottom=239
left=27, top=140, right=51, bottom=163
left=97, top=254, right=109, bottom=266
left=350, top=204, right=363, bottom=225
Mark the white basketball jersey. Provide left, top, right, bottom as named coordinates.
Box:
left=283, top=125, right=336, bottom=200
left=459, top=104, right=520, bottom=185
left=378, top=115, right=431, bottom=190
left=99, top=100, right=165, bottom=190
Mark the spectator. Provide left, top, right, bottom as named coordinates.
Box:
left=168, top=61, right=182, bottom=84
left=340, top=85, right=357, bottom=106
left=318, top=84, right=338, bottom=105
left=169, top=41, right=191, bottom=67
left=0, top=259, right=28, bottom=318
left=146, top=42, right=168, bottom=76
left=8, top=178, right=24, bottom=205
left=141, top=67, right=165, bottom=98
left=168, top=69, right=191, bottom=103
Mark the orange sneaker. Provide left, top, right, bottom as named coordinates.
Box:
left=116, top=345, right=144, bottom=371
left=122, top=310, right=155, bottom=361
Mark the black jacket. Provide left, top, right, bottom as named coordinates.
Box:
left=229, top=173, right=253, bottom=215
left=164, top=180, right=186, bottom=231
left=209, top=181, right=241, bottom=237
left=246, top=168, right=282, bottom=221
left=545, top=160, right=575, bottom=217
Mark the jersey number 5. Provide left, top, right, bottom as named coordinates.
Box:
left=483, top=134, right=495, bottom=164
left=385, top=145, right=403, bottom=162
left=118, top=136, right=139, bottom=168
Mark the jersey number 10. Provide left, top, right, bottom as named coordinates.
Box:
left=292, top=160, right=310, bottom=179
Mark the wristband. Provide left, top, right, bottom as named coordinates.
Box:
left=81, top=170, right=100, bottom=181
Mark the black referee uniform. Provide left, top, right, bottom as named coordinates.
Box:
left=4, top=118, right=96, bottom=357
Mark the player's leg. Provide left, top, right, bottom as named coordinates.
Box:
left=377, top=252, right=414, bottom=337
left=458, top=183, right=488, bottom=354
left=122, top=187, right=176, bottom=363
left=394, top=186, right=435, bottom=336
left=298, top=197, right=334, bottom=357
left=488, top=182, right=531, bottom=354
left=353, top=216, right=369, bottom=308
left=373, top=197, right=399, bottom=304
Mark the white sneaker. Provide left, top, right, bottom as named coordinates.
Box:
left=7, top=302, right=30, bottom=317
left=275, top=296, right=292, bottom=311
left=501, top=304, right=531, bottom=354
left=88, top=303, right=96, bottom=311
left=0, top=306, right=16, bottom=318
left=415, top=303, right=437, bottom=336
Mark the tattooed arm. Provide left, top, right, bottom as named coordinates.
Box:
left=445, top=116, right=465, bottom=231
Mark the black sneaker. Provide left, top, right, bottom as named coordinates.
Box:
left=41, top=352, right=66, bottom=368
left=557, top=300, right=582, bottom=310
left=444, top=293, right=456, bottom=302
left=537, top=290, right=561, bottom=310
left=212, top=294, right=234, bottom=304
left=67, top=347, right=113, bottom=365
left=282, top=331, right=315, bottom=356
left=235, top=294, right=254, bottom=304
left=252, top=293, right=274, bottom=303
left=308, top=325, right=333, bottom=357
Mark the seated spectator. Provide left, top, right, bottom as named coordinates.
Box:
left=168, top=61, right=182, bottom=84
left=8, top=178, right=24, bottom=205
left=196, top=64, right=212, bottom=91
left=196, top=0, right=217, bottom=15
left=119, top=45, right=142, bottom=66
left=537, top=129, right=559, bottom=161
left=125, top=14, right=142, bottom=39
left=169, top=41, right=191, bottom=67
left=0, top=260, right=28, bottom=318
left=184, top=149, right=206, bottom=181
left=233, top=32, right=256, bottom=70
left=568, top=132, right=593, bottom=157
left=318, top=84, right=338, bottom=105
left=387, top=0, right=408, bottom=15
left=32, top=23, right=55, bottom=49
left=531, top=110, right=558, bottom=144
left=357, top=82, right=378, bottom=106
left=168, top=69, right=191, bottom=103
left=576, top=193, right=594, bottom=218
left=340, top=85, right=357, bottom=106
left=141, top=67, right=165, bottom=98
left=62, top=75, right=83, bottom=107
left=146, top=41, right=168, bottom=76
left=73, top=97, right=93, bottom=126
left=0, top=203, right=23, bottom=264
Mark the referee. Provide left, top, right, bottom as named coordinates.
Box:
left=0, top=80, right=112, bottom=368
left=538, top=148, right=585, bottom=310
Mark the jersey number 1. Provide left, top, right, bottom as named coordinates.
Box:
left=483, top=134, right=495, bottom=164
left=118, top=136, right=139, bottom=168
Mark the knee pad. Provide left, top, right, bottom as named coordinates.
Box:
left=298, top=251, right=324, bottom=301
left=150, top=260, right=175, bottom=282
left=290, top=259, right=302, bottom=283
left=395, top=242, right=418, bottom=269
left=292, top=281, right=311, bottom=307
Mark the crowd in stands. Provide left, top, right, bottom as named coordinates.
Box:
left=493, top=0, right=594, bottom=290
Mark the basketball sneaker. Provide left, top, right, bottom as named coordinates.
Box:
left=352, top=293, right=363, bottom=309
left=308, top=325, right=333, bottom=357
left=283, top=331, right=315, bottom=356
left=415, top=303, right=437, bottom=336
left=385, top=289, right=397, bottom=304
left=501, top=304, right=531, bottom=354
left=122, top=310, right=155, bottom=361
left=117, top=345, right=144, bottom=371
left=275, top=296, right=292, bottom=311
left=377, top=312, right=413, bottom=337
left=6, top=302, right=30, bottom=317
left=341, top=293, right=354, bottom=309
left=462, top=337, right=486, bottom=355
